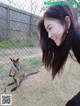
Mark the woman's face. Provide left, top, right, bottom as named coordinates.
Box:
left=44, top=17, right=66, bottom=46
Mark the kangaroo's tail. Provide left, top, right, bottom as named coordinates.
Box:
left=24, top=70, right=40, bottom=79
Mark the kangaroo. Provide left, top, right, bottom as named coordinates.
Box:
left=7, top=58, right=39, bottom=92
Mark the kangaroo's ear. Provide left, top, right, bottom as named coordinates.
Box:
left=10, top=58, right=13, bottom=61
left=16, top=58, right=19, bottom=61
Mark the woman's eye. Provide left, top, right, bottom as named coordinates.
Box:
left=49, top=27, right=52, bottom=30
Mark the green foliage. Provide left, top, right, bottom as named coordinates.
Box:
left=22, top=57, right=42, bottom=68
left=27, top=57, right=42, bottom=67
left=0, top=39, right=38, bottom=48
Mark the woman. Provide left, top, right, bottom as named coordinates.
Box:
left=37, top=2, right=80, bottom=106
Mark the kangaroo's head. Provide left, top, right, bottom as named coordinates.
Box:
left=10, top=58, right=20, bottom=71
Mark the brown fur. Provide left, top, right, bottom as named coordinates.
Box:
left=7, top=58, right=25, bottom=92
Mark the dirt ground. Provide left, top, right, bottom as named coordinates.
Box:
left=0, top=47, right=80, bottom=106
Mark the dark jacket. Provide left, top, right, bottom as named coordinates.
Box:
left=66, top=92, right=80, bottom=106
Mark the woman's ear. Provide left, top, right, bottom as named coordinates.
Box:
left=65, top=16, right=71, bottom=29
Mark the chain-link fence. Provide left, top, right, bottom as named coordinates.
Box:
left=0, top=0, right=80, bottom=76
left=0, top=1, right=80, bottom=106
left=0, top=0, right=45, bottom=76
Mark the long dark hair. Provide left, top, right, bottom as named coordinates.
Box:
left=38, top=4, right=80, bottom=79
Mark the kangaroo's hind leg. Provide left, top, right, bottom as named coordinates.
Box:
left=8, top=77, right=17, bottom=92
left=11, top=78, right=20, bottom=92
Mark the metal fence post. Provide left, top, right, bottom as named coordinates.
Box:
left=6, top=7, right=10, bottom=40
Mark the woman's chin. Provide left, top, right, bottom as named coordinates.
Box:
left=55, top=42, right=61, bottom=46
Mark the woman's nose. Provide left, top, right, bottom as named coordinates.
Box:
left=48, top=32, right=52, bottom=38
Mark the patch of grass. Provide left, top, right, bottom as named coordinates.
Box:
left=27, top=57, right=42, bottom=66
left=0, top=65, right=6, bottom=73
left=21, top=57, right=42, bottom=68
left=0, top=40, right=21, bottom=48
left=0, top=52, right=9, bottom=56
left=0, top=39, right=38, bottom=48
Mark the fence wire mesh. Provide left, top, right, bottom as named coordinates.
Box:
left=0, top=0, right=45, bottom=76
left=0, top=0, right=80, bottom=76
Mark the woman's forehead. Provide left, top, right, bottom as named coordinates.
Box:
left=44, top=17, right=56, bottom=21
left=44, top=17, right=59, bottom=27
